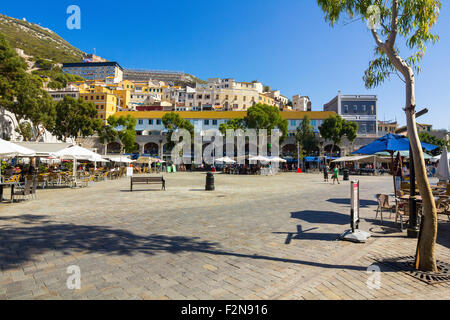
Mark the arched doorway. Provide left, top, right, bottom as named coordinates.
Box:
left=144, top=142, right=159, bottom=157
left=107, top=142, right=121, bottom=154
left=281, top=144, right=296, bottom=158
left=324, top=144, right=341, bottom=158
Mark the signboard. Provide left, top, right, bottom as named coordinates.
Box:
left=350, top=180, right=360, bottom=231
left=126, top=167, right=133, bottom=177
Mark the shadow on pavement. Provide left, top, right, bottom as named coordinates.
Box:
left=327, top=198, right=378, bottom=208
left=0, top=219, right=367, bottom=272
left=290, top=210, right=349, bottom=225
left=273, top=225, right=341, bottom=243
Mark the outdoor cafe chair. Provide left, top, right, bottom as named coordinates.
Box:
left=12, top=179, right=33, bottom=203
left=436, top=198, right=449, bottom=221
left=5, top=174, right=17, bottom=183
left=375, top=194, right=396, bottom=222
left=395, top=200, right=410, bottom=230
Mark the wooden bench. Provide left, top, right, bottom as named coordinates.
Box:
left=130, top=176, right=166, bottom=191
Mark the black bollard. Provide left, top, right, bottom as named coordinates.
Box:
left=205, top=172, right=215, bottom=191
left=343, top=168, right=350, bottom=181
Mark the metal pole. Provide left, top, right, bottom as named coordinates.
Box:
left=407, top=143, right=419, bottom=238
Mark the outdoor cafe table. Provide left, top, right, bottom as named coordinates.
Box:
left=0, top=182, right=14, bottom=202
left=400, top=195, right=423, bottom=202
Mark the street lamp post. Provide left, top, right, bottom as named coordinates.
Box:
left=396, top=108, right=428, bottom=238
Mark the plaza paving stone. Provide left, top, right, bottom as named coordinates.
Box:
left=0, top=172, right=449, bottom=300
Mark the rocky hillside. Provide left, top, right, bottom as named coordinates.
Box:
left=0, top=13, right=85, bottom=65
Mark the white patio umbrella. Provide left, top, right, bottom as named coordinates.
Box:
left=0, top=139, right=36, bottom=179
left=268, top=156, right=287, bottom=163
left=106, top=156, right=134, bottom=164
left=215, top=156, right=236, bottom=164
left=249, top=155, right=270, bottom=162
left=52, top=145, right=101, bottom=181
left=432, top=151, right=450, bottom=162
left=0, top=139, right=36, bottom=157
left=436, top=146, right=450, bottom=182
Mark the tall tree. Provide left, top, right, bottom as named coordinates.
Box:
left=244, top=103, right=288, bottom=144
left=296, top=115, right=319, bottom=157
left=162, top=112, right=194, bottom=152
left=317, top=0, right=441, bottom=271
left=0, top=33, right=57, bottom=141
left=51, top=96, right=99, bottom=142
left=319, top=115, right=358, bottom=160
left=219, top=118, right=246, bottom=135
left=418, top=132, right=448, bottom=156
left=97, top=123, right=119, bottom=155
left=0, top=32, right=28, bottom=105
left=107, top=115, right=137, bottom=154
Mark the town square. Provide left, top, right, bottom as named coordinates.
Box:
left=0, top=0, right=449, bottom=305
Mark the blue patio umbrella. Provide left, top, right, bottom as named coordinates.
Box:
left=352, top=134, right=438, bottom=202
left=352, top=134, right=438, bottom=155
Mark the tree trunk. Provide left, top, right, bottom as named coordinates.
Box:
left=376, top=35, right=439, bottom=272
left=403, top=71, right=438, bottom=272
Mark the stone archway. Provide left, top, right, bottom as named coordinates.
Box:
left=281, top=144, right=296, bottom=157
left=324, top=144, right=341, bottom=158
left=144, top=142, right=159, bottom=157
left=107, top=142, right=121, bottom=154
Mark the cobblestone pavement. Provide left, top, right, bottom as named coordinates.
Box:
left=0, top=172, right=449, bottom=300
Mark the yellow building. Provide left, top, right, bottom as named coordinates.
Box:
left=259, top=93, right=276, bottom=106
left=80, top=89, right=118, bottom=121
left=113, top=89, right=131, bottom=110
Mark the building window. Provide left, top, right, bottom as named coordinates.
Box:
left=149, top=120, right=154, bottom=125
left=353, top=105, right=357, bottom=113
left=204, top=120, right=210, bottom=125
left=361, top=124, right=367, bottom=132
left=138, top=120, right=144, bottom=125
left=157, top=120, right=161, bottom=125
left=212, top=120, right=218, bottom=126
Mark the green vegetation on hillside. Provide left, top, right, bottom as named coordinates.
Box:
left=0, top=14, right=84, bottom=64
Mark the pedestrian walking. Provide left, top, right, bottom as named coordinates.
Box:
left=324, top=164, right=329, bottom=182
left=332, top=164, right=340, bottom=185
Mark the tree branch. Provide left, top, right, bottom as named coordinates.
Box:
left=387, top=0, right=399, bottom=47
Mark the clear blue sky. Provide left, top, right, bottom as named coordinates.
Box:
left=2, top=1, right=449, bottom=130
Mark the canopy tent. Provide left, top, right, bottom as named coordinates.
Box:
left=13, top=142, right=71, bottom=157
left=304, top=156, right=322, bottom=163
left=0, top=139, right=36, bottom=178
left=106, top=156, right=135, bottom=164
left=436, top=146, right=450, bottom=182
left=215, top=156, right=236, bottom=164
left=431, top=152, right=450, bottom=163
left=0, top=139, right=36, bottom=157
left=268, top=156, right=287, bottom=163
left=375, top=150, right=433, bottom=160
left=248, top=155, right=271, bottom=162
left=332, top=155, right=378, bottom=163
left=52, top=145, right=105, bottom=179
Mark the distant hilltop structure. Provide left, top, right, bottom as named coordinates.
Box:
left=124, top=69, right=186, bottom=83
